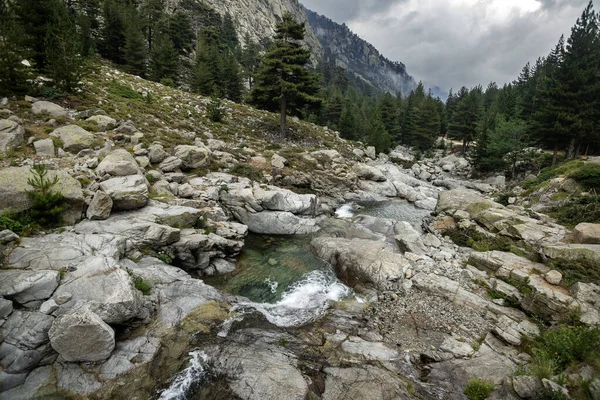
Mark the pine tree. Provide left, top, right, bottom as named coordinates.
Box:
left=221, top=53, right=243, bottom=102
left=251, top=13, right=322, bottom=135
left=367, top=108, right=392, bottom=154
left=161, top=12, right=194, bottom=56
left=191, top=28, right=221, bottom=96
left=379, top=93, right=401, bottom=143
left=412, top=95, right=441, bottom=151
left=533, top=36, right=567, bottom=165
left=559, top=1, right=599, bottom=158
left=45, top=0, right=83, bottom=93
left=240, top=33, right=262, bottom=90
left=140, top=0, right=164, bottom=52
left=448, top=86, right=483, bottom=153
left=13, top=0, right=55, bottom=68
left=150, top=33, right=179, bottom=85
left=220, top=13, right=239, bottom=51
left=99, top=0, right=126, bottom=64
left=123, top=7, right=147, bottom=77
left=338, top=102, right=357, bottom=140
left=326, top=93, right=343, bottom=130
left=0, top=1, right=30, bottom=94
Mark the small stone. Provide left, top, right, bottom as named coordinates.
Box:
left=544, top=270, right=562, bottom=285
left=55, top=293, right=72, bottom=305
left=39, top=299, right=58, bottom=315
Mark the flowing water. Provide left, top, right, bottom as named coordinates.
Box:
left=204, top=233, right=352, bottom=327
left=162, top=200, right=431, bottom=398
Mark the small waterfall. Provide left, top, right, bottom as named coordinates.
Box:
left=334, top=203, right=355, bottom=218
left=239, top=270, right=352, bottom=327
left=158, top=351, right=210, bottom=400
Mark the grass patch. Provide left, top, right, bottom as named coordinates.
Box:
left=108, top=80, right=144, bottom=100
left=133, top=276, right=152, bottom=295
left=522, top=160, right=585, bottom=191
left=548, top=257, right=600, bottom=286
left=552, top=194, right=600, bottom=228
left=464, top=378, right=495, bottom=400
left=568, top=163, right=600, bottom=190
left=229, top=163, right=264, bottom=182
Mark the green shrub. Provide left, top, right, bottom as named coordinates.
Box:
left=133, top=276, right=152, bottom=295
left=0, top=214, right=25, bottom=234
left=229, top=164, right=264, bottom=182
left=552, top=194, right=600, bottom=227
left=108, top=80, right=143, bottom=100
left=464, top=378, right=495, bottom=400
left=527, top=351, right=559, bottom=379
left=548, top=256, right=600, bottom=286
left=495, top=192, right=516, bottom=206
left=569, top=163, right=600, bottom=190
left=535, top=326, right=600, bottom=370
left=207, top=97, right=224, bottom=123
left=26, top=164, right=67, bottom=228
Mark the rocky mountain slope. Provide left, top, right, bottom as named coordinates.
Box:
left=0, top=64, right=599, bottom=399
left=304, top=7, right=417, bottom=95
left=170, top=0, right=323, bottom=62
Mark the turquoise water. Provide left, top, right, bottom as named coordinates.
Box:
left=204, top=234, right=331, bottom=303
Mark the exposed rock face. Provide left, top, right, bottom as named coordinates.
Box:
left=0, top=167, right=84, bottom=224
left=50, top=125, right=97, bottom=153
left=305, top=8, right=416, bottom=96
left=0, top=119, right=24, bottom=153
left=435, top=188, right=501, bottom=215
left=48, top=309, right=115, bottom=362
left=193, top=0, right=323, bottom=65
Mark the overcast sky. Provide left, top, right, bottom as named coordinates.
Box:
left=301, top=0, right=592, bottom=91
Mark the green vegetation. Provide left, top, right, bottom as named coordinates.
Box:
left=445, top=227, right=536, bottom=261
left=568, top=163, right=600, bottom=190
left=251, top=13, right=321, bottom=135
left=207, top=97, right=224, bottom=123
left=548, top=257, right=600, bottom=286
left=464, top=378, right=495, bottom=400
left=133, top=276, right=152, bottom=295
left=229, top=164, right=264, bottom=182
left=517, top=325, right=600, bottom=399
left=552, top=194, right=600, bottom=227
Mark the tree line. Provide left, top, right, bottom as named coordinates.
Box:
left=1, top=0, right=598, bottom=175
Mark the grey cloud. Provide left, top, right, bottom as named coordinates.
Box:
left=302, top=0, right=593, bottom=91
left=300, top=0, right=405, bottom=23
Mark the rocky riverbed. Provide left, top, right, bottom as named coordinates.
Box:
left=1, top=75, right=599, bottom=400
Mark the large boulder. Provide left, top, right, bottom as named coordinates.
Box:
left=99, top=175, right=149, bottom=211
left=96, top=149, right=140, bottom=177
left=573, top=223, right=600, bottom=244
left=310, top=237, right=409, bottom=290
left=0, top=119, right=24, bottom=153
left=0, top=270, right=60, bottom=304
left=542, top=243, right=600, bottom=264
left=435, top=189, right=501, bottom=215
left=48, top=309, right=115, bottom=362
left=50, top=125, right=97, bottom=153
left=173, top=145, right=210, bottom=169
left=353, top=165, right=387, bottom=182
left=232, top=209, right=322, bottom=235
left=0, top=167, right=84, bottom=224
left=85, top=115, right=116, bottom=131
left=52, top=256, right=143, bottom=324
left=323, top=366, right=412, bottom=400
left=148, top=144, right=168, bottom=164
left=31, top=101, right=67, bottom=117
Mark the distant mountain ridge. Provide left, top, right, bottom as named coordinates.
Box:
left=303, top=7, right=417, bottom=96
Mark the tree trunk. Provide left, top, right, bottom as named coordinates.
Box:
left=462, top=138, right=467, bottom=155
left=574, top=140, right=582, bottom=159
left=584, top=143, right=590, bottom=156
left=566, top=138, right=576, bottom=160
left=280, top=94, right=287, bottom=136
left=552, top=143, right=558, bottom=167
